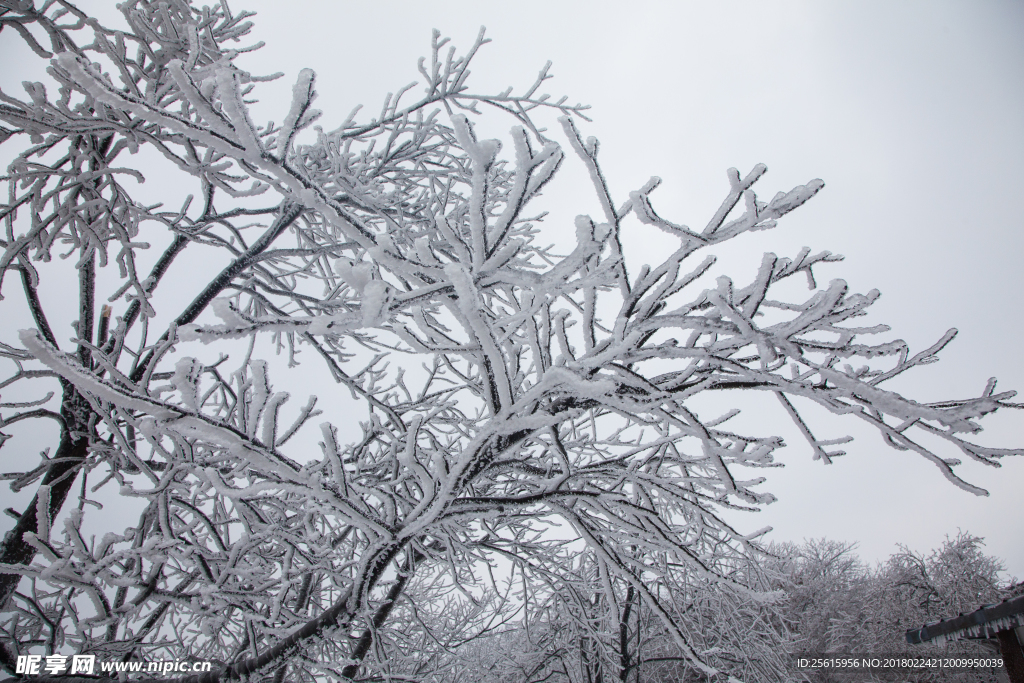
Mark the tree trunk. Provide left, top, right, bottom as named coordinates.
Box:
left=340, top=548, right=424, bottom=680
left=0, top=386, right=91, bottom=608
left=619, top=585, right=636, bottom=683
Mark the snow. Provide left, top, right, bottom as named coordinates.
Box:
left=3, top=5, right=1020, bottom=681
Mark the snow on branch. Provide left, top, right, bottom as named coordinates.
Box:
left=0, top=4, right=1018, bottom=682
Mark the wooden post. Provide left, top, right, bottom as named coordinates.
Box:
left=997, top=627, right=1024, bottom=683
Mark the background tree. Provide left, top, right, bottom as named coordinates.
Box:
left=435, top=533, right=1015, bottom=682
left=774, top=533, right=1012, bottom=683
left=0, top=1, right=1020, bottom=682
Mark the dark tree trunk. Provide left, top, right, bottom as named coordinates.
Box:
left=0, top=386, right=91, bottom=608
left=340, top=548, right=423, bottom=680
left=619, top=585, right=636, bottom=683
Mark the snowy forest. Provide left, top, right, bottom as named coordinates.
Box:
left=0, top=1, right=1022, bottom=682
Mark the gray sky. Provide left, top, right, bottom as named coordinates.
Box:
left=234, top=0, right=1024, bottom=576
left=2, top=1, right=1022, bottom=578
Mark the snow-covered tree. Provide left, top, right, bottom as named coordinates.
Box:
left=773, top=534, right=1010, bottom=683
left=0, top=2, right=1020, bottom=682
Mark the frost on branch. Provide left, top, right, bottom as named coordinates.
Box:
left=0, top=3, right=1019, bottom=682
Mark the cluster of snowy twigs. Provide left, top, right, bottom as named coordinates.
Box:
left=0, top=1, right=1019, bottom=682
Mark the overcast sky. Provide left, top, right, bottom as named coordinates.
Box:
left=235, top=0, right=1024, bottom=577
left=2, top=1, right=1022, bottom=579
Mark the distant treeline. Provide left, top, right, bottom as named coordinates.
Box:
left=448, top=532, right=1016, bottom=683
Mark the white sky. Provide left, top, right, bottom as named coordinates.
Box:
left=1, top=1, right=1022, bottom=580
left=232, top=0, right=1024, bottom=577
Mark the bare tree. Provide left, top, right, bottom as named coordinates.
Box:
left=1, top=1, right=1020, bottom=682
